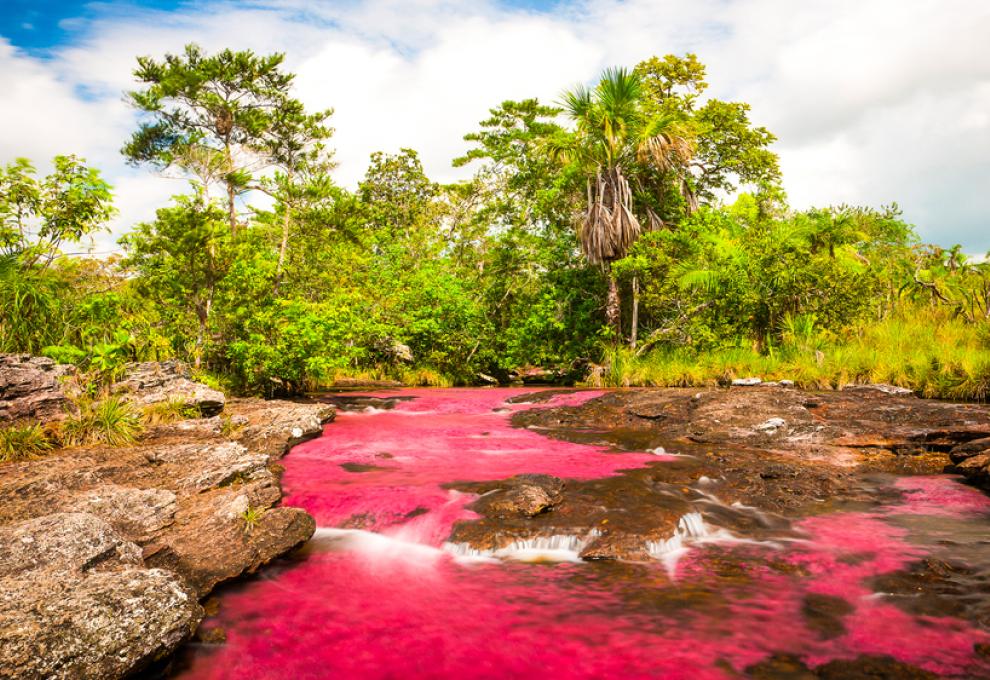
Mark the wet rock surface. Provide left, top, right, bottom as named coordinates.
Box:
left=746, top=653, right=939, bottom=679
left=516, top=385, right=990, bottom=486
left=449, top=386, right=990, bottom=560
left=457, top=474, right=565, bottom=518
left=0, top=363, right=335, bottom=679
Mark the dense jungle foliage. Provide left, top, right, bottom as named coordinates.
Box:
left=3, top=47, right=990, bottom=398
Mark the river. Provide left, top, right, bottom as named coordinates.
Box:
left=171, top=388, right=990, bottom=679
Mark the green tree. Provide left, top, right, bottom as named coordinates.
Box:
left=123, top=43, right=332, bottom=236
left=635, top=54, right=780, bottom=213
left=0, top=156, right=115, bottom=268
left=121, top=195, right=231, bottom=367
left=555, top=67, right=694, bottom=335
left=359, top=149, right=438, bottom=243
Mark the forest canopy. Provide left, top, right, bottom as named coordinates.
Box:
left=3, top=46, right=990, bottom=399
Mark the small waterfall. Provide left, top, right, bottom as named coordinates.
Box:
left=443, top=529, right=601, bottom=563
left=646, top=510, right=789, bottom=577
left=645, top=512, right=711, bottom=577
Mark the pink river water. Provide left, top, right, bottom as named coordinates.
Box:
left=174, top=388, right=990, bottom=679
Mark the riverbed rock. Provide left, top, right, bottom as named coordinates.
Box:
left=0, top=354, right=74, bottom=423
left=111, top=360, right=226, bottom=416
left=456, top=386, right=990, bottom=560
left=950, top=436, right=990, bottom=485
left=230, top=398, right=335, bottom=459
left=64, top=485, right=178, bottom=544
left=0, top=511, right=203, bottom=679
left=470, top=474, right=565, bottom=518
left=145, top=501, right=315, bottom=595
left=956, top=452, right=990, bottom=486
left=149, top=441, right=270, bottom=492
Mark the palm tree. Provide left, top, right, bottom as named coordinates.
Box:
left=554, top=67, right=693, bottom=336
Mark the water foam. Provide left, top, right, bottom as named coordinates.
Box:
left=443, top=530, right=602, bottom=563
left=312, top=527, right=445, bottom=564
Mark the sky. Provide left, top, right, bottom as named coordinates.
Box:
left=1, top=0, right=988, bottom=252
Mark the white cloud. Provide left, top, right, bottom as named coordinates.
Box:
left=1, top=0, right=988, bottom=250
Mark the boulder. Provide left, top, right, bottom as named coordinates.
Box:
left=147, top=441, right=270, bottom=493
left=949, top=436, right=990, bottom=464
left=474, top=474, right=565, bottom=518
left=579, top=532, right=651, bottom=561
left=145, top=503, right=315, bottom=596
left=0, top=354, right=74, bottom=423
left=0, top=511, right=203, bottom=678
left=111, top=360, right=225, bottom=416
left=956, top=452, right=990, bottom=485
left=0, top=568, right=202, bottom=679
left=229, top=398, right=334, bottom=459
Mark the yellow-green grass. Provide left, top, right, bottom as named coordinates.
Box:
left=593, top=310, right=990, bottom=401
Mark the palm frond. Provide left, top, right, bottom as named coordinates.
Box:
left=676, top=268, right=724, bottom=296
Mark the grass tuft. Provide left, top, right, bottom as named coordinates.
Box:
left=62, top=396, right=143, bottom=447
left=241, top=505, right=266, bottom=533
left=0, top=423, right=54, bottom=463
left=143, top=398, right=200, bottom=425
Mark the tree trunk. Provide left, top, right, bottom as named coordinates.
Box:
left=194, top=303, right=208, bottom=370
left=274, top=202, right=291, bottom=295
left=226, top=180, right=237, bottom=237
left=606, top=265, right=621, bottom=341
left=629, top=275, right=639, bottom=349
left=223, top=136, right=237, bottom=236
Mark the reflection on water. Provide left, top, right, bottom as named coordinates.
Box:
left=172, top=389, right=990, bottom=679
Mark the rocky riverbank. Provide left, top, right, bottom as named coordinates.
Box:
left=449, top=384, right=990, bottom=560
left=0, top=356, right=333, bottom=679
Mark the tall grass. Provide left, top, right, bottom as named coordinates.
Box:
left=61, top=396, right=144, bottom=447
left=0, top=423, right=54, bottom=463
left=594, top=309, right=990, bottom=401
left=394, top=366, right=454, bottom=387
left=143, top=398, right=200, bottom=425
left=322, top=366, right=454, bottom=388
